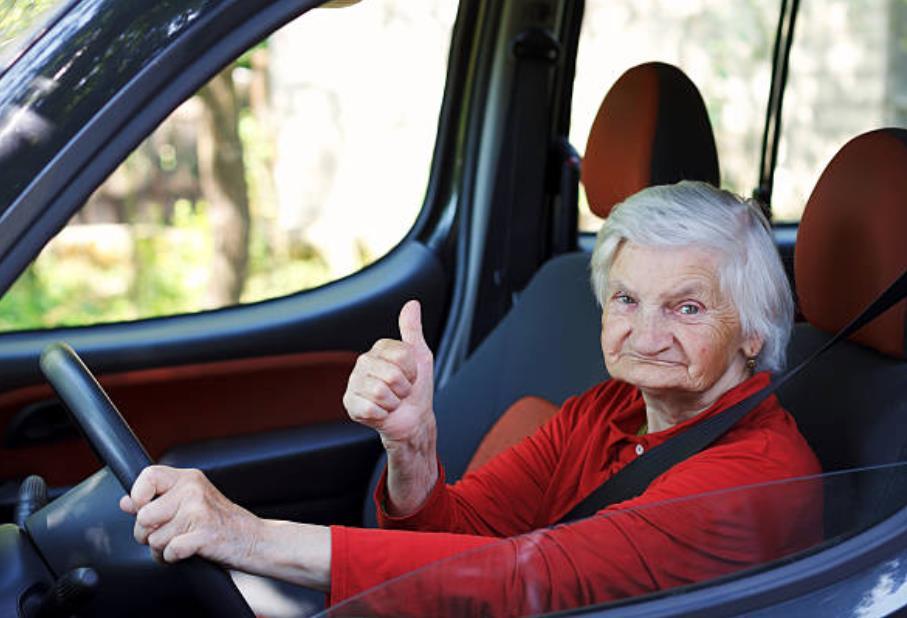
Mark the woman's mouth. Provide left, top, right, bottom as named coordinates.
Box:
left=623, top=354, right=683, bottom=366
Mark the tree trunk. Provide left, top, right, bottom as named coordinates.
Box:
left=197, top=69, right=251, bottom=306
left=889, top=0, right=907, bottom=128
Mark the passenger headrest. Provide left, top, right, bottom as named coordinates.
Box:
left=795, top=128, right=907, bottom=359
left=581, top=62, right=720, bottom=218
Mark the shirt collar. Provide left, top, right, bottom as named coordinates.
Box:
left=608, top=371, right=773, bottom=443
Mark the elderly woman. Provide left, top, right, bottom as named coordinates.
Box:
left=120, top=181, right=821, bottom=613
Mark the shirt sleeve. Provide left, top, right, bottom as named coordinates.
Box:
left=328, top=425, right=823, bottom=616
left=374, top=392, right=585, bottom=537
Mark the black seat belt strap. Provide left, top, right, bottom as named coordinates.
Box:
left=558, top=267, right=907, bottom=524
left=470, top=29, right=559, bottom=349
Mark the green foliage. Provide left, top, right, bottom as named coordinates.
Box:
left=0, top=246, right=133, bottom=332
left=242, top=257, right=331, bottom=304
left=128, top=200, right=213, bottom=317
left=0, top=3, right=447, bottom=333
left=234, top=41, right=268, bottom=70
left=0, top=201, right=213, bottom=331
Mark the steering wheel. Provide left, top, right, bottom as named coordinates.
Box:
left=39, top=342, right=255, bottom=617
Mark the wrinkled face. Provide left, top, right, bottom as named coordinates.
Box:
left=601, top=242, right=761, bottom=398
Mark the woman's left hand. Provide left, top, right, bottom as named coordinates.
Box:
left=119, top=465, right=261, bottom=568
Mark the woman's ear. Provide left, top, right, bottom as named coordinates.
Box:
left=742, top=334, right=764, bottom=359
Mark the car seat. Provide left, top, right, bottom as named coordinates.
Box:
left=364, top=61, right=721, bottom=525
left=777, top=127, right=907, bottom=537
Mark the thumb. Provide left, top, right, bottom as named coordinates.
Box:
left=398, top=300, right=428, bottom=349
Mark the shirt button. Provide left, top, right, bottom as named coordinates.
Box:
left=635, top=444, right=645, bottom=456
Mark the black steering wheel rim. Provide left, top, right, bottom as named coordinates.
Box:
left=39, top=343, right=151, bottom=490
left=39, top=342, right=255, bottom=617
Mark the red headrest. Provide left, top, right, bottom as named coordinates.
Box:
left=581, top=62, right=720, bottom=218
left=795, top=128, right=907, bottom=359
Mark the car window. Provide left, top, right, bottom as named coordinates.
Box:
left=746, top=535, right=907, bottom=617
left=0, top=1, right=215, bottom=218
left=571, top=0, right=777, bottom=233
left=0, top=0, right=457, bottom=331
left=318, top=465, right=907, bottom=617
left=0, top=0, right=70, bottom=71
left=771, top=0, right=906, bottom=221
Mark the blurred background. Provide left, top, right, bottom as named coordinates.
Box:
left=0, top=0, right=902, bottom=331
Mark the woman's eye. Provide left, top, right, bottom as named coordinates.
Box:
left=678, top=304, right=700, bottom=315
left=615, top=293, right=635, bottom=305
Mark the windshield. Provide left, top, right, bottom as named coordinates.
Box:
left=318, top=464, right=907, bottom=617
left=0, top=0, right=216, bottom=222
left=0, top=0, right=72, bottom=72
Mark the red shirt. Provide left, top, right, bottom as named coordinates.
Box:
left=329, top=372, right=822, bottom=614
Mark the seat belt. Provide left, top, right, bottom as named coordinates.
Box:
left=470, top=28, right=559, bottom=350
left=558, top=267, right=907, bottom=524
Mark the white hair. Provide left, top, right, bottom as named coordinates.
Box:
left=590, top=180, right=794, bottom=373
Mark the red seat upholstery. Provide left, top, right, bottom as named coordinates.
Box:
left=795, top=129, right=907, bottom=359
left=582, top=61, right=720, bottom=218
left=777, top=128, right=907, bottom=535
left=465, top=396, right=559, bottom=474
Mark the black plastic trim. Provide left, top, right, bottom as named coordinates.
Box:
left=0, top=240, right=446, bottom=390
left=26, top=468, right=255, bottom=616
left=416, top=0, right=480, bottom=251
left=159, top=422, right=382, bottom=522
left=754, top=0, right=800, bottom=216
left=433, top=0, right=503, bottom=388
left=0, top=523, right=54, bottom=618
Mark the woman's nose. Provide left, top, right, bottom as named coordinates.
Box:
left=630, top=308, right=672, bottom=354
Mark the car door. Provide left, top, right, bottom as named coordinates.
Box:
left=0, top=0, right=473, bottom=526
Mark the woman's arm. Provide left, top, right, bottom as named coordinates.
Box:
left=330, top=442, right=824, bottom=613
left=343, top=299, right=580, bottom=532
left=119, top=424, right=822, bottom=615
left=119, top=465, right=332, bottom=591
left=373, top=404, right=571, bottom=536
left=342, top=300, right=439, bottom=516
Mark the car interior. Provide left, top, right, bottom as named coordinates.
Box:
left=379, top=60, right=726, bottom=514
left=0, top=0, right=906, bottom=616
left=778, top=127, right=907, bottom=537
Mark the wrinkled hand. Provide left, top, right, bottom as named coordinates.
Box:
left=119, top=465, right=261, bottom=568
left=343, top=300, right=436, bottom=450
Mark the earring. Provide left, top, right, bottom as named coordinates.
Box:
left=746, top=357, right=757, bottom=371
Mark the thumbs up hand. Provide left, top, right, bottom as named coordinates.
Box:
left=343, top=300, right=436, bottom=450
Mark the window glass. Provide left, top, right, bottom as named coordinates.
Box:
left=772, top=0, right=906, bottom=221
left=0, top=1, right=215, bottom=216
left=746, top=540, right=907, bottom=616
left=571, top=0, right=776, bottom=232
left=0, top=0, right=68, bottom=71
left=0, top=0, right=457, bottom=331
left=319, top=465, right=907, bottom=617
